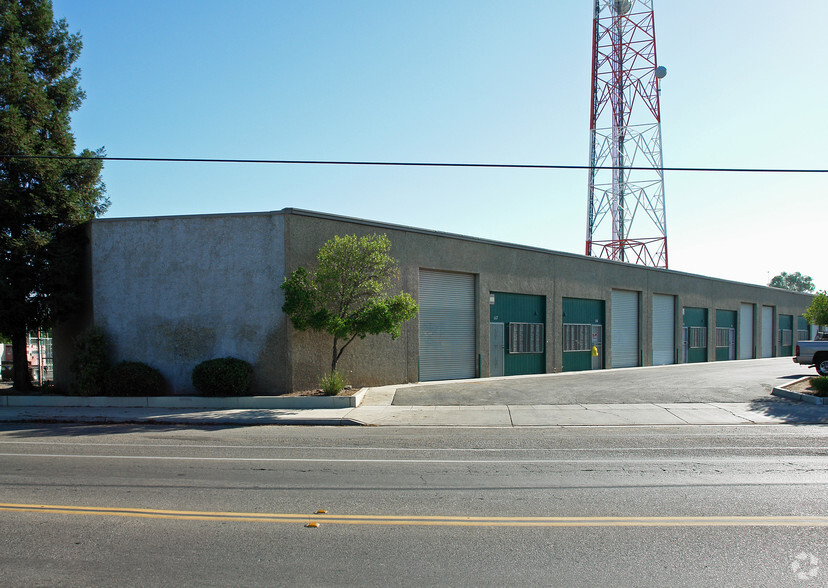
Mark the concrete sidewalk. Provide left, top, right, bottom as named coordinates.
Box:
left=1, top=384, right=827, bottom=427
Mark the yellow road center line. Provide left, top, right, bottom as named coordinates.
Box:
left=1, top=503, right=826, bottom=527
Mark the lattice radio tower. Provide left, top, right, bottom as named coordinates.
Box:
left=586, top=0, right=668, bottom=268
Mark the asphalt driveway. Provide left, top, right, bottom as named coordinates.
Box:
left=392, top=357, right=809, bottom=406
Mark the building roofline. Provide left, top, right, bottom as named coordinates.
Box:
left=281, top=209, right=812, bottom=296
left=92, top=207, right=812, bottom=298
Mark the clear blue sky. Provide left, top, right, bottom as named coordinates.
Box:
left=53, top=0, right=824, bottom=290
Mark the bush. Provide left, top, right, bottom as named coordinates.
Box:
left=70, top=326, right=110, bottom=396
left=320, top=370, right=347, bottom=396
left=104, top=361, right=166, bottom=396
left=192, top=357, right=253, bottom=397
left=810, top=377, right=828, bottom=397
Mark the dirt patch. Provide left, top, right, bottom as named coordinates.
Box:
left=280, top=386, right=360, bottom=398
left=784, top=377, right=827, bottom=397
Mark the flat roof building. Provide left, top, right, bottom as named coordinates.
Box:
left=55, top=208, right=814, bottom=394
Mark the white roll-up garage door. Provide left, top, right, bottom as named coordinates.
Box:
left=418, top=270, right=476, bottom=381
left=739, top=303, right=754, bottom=359
left=652, top=294, right=675, bottom=365
left=761, top=306, right=773, bottom=358
left=611, top=290, right=639, bottom=368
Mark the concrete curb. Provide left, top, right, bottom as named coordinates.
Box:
left=771, top=379, right=828, bottom=405
left=0, top=406, right=367, bottom=426
left=2, top=400, right=828, bottom=427
left=0, top=388, right=366, bottom=410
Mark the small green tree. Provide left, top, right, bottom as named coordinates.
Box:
left=804, top=291, right=828, bottom=328
left=769, top=272, right=815, bottom=293
left=281, top=234, right=418, bottom=375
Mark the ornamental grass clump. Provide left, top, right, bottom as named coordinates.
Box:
left=192, top=357, right=253, bottom=397
left=810, top=376, right=828, bottom=397
left=320, top=370, right=347, bottom=396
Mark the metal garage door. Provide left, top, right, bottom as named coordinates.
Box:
left=418, top=270, right=475, bottom=381
left=652, top=294, right=675, bottom=365
left=611, top=290, right=639, bottom=368
left=761, top=306, right=773, bottom=358
left=739, top=303, right=754, bottom=359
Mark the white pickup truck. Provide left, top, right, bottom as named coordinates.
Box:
left=794, top=335, right=828, bottom=376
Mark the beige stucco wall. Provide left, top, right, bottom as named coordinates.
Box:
left=86, top=212, right=287, bottom=394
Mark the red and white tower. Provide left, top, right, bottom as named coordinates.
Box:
left=586, top=0, right=668, bottom=268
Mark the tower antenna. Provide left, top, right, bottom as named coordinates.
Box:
left=586, top=0, right=668, bottom=268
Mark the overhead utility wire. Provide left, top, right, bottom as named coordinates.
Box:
left=1, top=154, right=827, bottom=173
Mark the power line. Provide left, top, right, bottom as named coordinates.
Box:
left=1, top=153, right=827, bottom=174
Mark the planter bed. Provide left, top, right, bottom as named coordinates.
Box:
left=0, top=389, right=366, bottom=410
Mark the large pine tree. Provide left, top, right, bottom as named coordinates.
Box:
left=0, top=0, right=108, bottom=389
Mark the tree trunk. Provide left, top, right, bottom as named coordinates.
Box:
left=11, top=330, right=32, bottom=391
left=331, top=338, right=339, bottom=374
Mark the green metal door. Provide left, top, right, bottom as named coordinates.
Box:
left=562, top=298, right=605, bottom=372
left=489, top=292, right=545, bottom=376
left=683, top=307, right=708, bottom=363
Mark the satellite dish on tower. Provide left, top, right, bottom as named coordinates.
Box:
left=612, top=0, right=632, bottom=15
left=655, top=66, right=667, bottom=79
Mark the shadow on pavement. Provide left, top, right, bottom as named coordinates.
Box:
left=747, top=399, right=828, bottom=425
left=0, top=422, right=244, bottom=437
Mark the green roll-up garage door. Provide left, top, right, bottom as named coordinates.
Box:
left=611, top=290, right=639, bottom=368
left=562, top=298, right=605, bottom=372
left=490, top=292, right=545, bottom=376
left=683, top=307, right=708, bottom=364
left=716, top=310, right=737, bottom=361
left=418, top=270, right=476, bottom=381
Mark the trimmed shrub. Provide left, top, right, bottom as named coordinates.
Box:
left=104, top=361, right=166, bottom=396
left=810, top=376, right=828, bottom=397
left=192, top=357, right=253, bottom=397
left=320, top=370, right=347, bottom=396
left=70, top=326, right=110, bottom=396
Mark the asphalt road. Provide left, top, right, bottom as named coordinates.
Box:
left=393, top=357, right=810, bottom=405
left=1, top=423, right=827, bottom=586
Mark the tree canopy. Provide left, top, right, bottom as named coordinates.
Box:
left=1, top=0, right=108, bottom=389
left=281, top=234, right=418, bottom=376
left=803, top=291, right=828, bottom=328
left=769, top=272, right=815, bottom=293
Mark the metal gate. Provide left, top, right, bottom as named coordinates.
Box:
left=728, top=328, right=736, bottom=360
left=418, top=270, right=476, bottom=381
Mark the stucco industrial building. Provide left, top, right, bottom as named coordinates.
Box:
left=55, top=208, right=815, bottom=395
